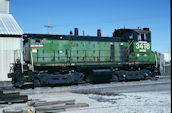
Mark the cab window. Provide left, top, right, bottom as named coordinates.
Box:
left=141, top=34, right=146, bottom=41
left=146, top=33, right=151, bottom=42
left=138, top=33, right=147, bottom=41
left=129, top=33, right=133, bottom=40
left=138, top=34, right=141, bottom=41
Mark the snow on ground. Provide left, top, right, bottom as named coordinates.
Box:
left=1, top=90, right=170, bottom=113
left=61, top=91, right=171, bottom=113
left=0, top=76, right=171, bottom=113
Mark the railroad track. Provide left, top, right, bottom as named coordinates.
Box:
left=0, top=75, right=170, bottom=92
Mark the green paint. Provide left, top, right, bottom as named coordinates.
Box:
left=24, top=38, right=156, bottom=66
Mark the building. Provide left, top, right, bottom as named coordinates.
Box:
left=156, top=52, right=171, bottom=75
left=0, top=0, right=23, bottom=81
left=162, top=52, right=171, bottom=74
left=0, top=0, right=9, bottom=14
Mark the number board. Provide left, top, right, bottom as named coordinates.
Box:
left=135, top=41, right=151, bottom=52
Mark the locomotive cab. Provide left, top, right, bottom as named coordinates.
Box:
left=113, top=28, right=152, bottom=57
left=113, top=27, right=151, bottom=42
left=136, top=28, right=151, bottom=42
left=112, top=28, right=157, bottom=79
left=114, top=28, right=154, bottom=61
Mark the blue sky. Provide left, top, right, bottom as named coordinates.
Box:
left=10, top=0, right=170, bottom=53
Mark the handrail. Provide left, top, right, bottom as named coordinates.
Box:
left=20, top=50, right=24, bottom=72
left=31, top=51, right=34, bottom=72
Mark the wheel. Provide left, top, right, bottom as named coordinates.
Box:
left=144, top=73, right=149, bottom=80
left=34, top=78, right=41, bottom=87
left=124, top=78, right=128, bottom=82
left=113, top=75, right=119, bottom=82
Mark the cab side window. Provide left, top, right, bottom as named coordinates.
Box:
left=146, top=33, right=151, bottom=42
left=129, top=33, right=133, bottom=40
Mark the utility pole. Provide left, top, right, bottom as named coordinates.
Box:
left=44, top=20, right=53, bottom=34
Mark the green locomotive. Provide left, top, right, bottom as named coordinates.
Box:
left=8, top=28, right=158, bottom=88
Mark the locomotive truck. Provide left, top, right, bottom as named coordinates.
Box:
left=8, top=27, right=159, bottom=88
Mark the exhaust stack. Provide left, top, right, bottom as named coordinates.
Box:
left=69, top=30, right=73, bottom=35
left=74, top=28, right=78, bottom=36
left=97, top=29, right=101, bottom=37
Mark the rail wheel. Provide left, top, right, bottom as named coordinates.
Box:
left=113, top=74, right=119, bottom=82
left=34, top=78, right=41, bottom=87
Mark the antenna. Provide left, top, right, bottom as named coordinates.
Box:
left=44, top=20, right=53, bottom=34
left=82, top=30, right=85, bottom=36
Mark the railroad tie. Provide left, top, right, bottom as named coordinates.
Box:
left=0, top=90, right=28, bottom=104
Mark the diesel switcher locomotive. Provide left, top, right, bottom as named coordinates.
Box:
left=8, top=27, right=159, bottom=88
